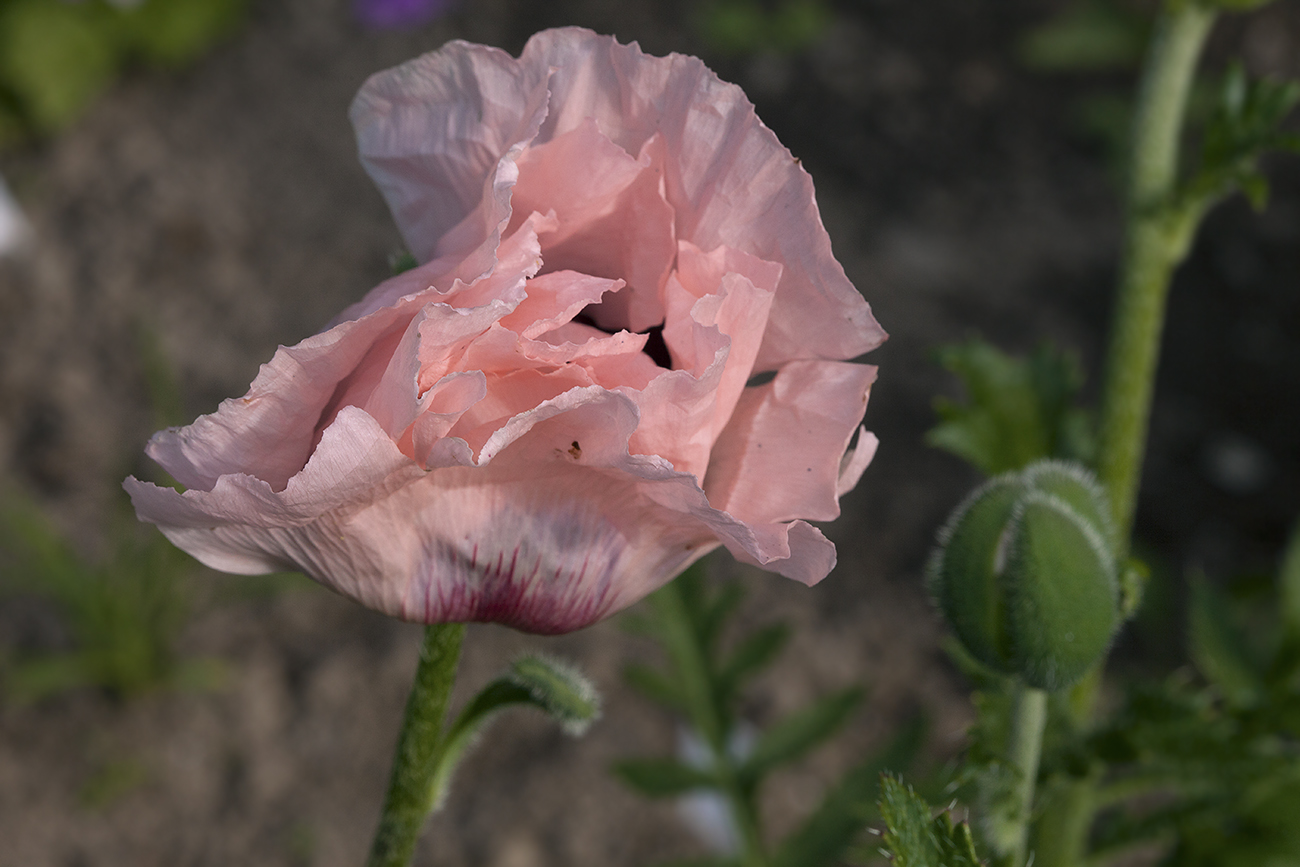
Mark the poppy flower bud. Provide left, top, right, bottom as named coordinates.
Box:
left=928, top=460, right=1119, bottom=691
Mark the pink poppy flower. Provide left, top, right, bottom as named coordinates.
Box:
left=125, top=28, right=885, bottom=633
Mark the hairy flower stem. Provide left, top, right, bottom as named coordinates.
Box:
left=990, top=685, right=1047, bottom=867
left=1036, top=5, right=1215, bottom=867
left=1097, top=1, right=1215, bottom=551
left=366, top=623, right=467, bottom=867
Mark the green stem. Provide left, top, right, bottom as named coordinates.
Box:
left=1038, top=5, right=1215, bottom=867
left=1006, top=686, right=1049, bottom=867
left=1097, top=1, right=1215, bottom=551
left=367, top=623, right=467, bottom=867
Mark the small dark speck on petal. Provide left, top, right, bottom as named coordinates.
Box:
left=568, top=441, right=582, bottom=459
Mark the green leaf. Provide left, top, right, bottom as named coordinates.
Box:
left=1188, top=576, right=1265, bottom=707
left=740, top=687, right=864, bottom=781
left=927, top=339, right=1092, bottom=476
left=432, top=655, right=599, bottom=808
left=1019, top=0, right=1149, bottom=73
left=716, top=623, right=791, bottom=698
left=773, top=717, right=927, bottom=867
left=878, top=775, right=984, bottom=867
left=1175, top=65, right=1300, bottom=231
left=645, top=567, right=727, bottom=744
left=0, top=0, right=120, bottom=132
left=612, top=757, right=720, bottom=798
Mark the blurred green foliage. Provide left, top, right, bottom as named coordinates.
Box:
left=1019, top=0, right=1148, bottom=74
left=0, top=489, right=221, bottom=700
left=928, top=339, right=1095, bottom=477
left=0, top=0, right=247, bottom=144
left=617, top=562, right=926, bottom=867
left=693, top=0, right=829, bottom=57
left=877, top=775, right=985, bottom=867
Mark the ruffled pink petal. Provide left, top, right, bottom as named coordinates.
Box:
left=515, top=27, right=886, bottom=366
left=350, top=39, right=551, bottom=270
left=498, top=269, right=624, bottom=339
left=627, top=254, right=773, bottom=480
left=130, top=380, right=852, bottom=630
left=147, top=293, right=438, bottom=493
left=405, top=371, right=487, bottom=467
left=705, top=360, right=878, bottom=525
left=448, top=368, right=593, bottom=459
left=511, top=125, right=675, bottom=333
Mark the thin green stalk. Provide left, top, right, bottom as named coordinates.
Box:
left=1097, top=1, right=1215, bottom=551
left=367, top=623, right=467, bottom=867
left=993, top=685, right=1048, bottom=867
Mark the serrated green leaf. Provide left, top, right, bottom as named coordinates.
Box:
left=772, top=717, right=926, bottom=867
left=1188, top=576, right=1265, bottom=707
left=927, top=339, right=1091, bottom=476
left=741, top=687, right=864, bottom=781
left=879, top=774, right=984, bottom=867
left=717, top=623, right=791, bottom=698
left=612, top=757, right=720, bottom=798
left=1176, top=66, right=1300, bottom=225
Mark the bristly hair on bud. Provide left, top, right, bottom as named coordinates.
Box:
left=928, top=459, right=1121, bottom=691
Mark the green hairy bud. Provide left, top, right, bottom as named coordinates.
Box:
left=928, top=460, right=1120, bottom=691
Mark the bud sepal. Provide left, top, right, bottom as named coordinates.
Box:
left=928, top=459, right=1121, bottom=691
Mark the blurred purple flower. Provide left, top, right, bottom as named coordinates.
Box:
left=354, top=0, right=453, bottom=29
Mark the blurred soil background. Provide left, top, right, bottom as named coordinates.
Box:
left=0, top=0, right=1298, bottom=865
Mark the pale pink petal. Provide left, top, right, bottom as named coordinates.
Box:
left=406, top=371, right=487, bottom=467
left=147, top=296, right=432, bottom=493
left=837, top=428, right=879, bottom=498
left=350, top=39, right=552, bottom=268
left=499, top=270, right=624, bottom=339
left=629, top=261, right=773, bottom=480
left=515, top=27, right=886, bottom=366
left=705, top=360, right=878, bottom=525
left=512, top=126, right=675, bottom=332
left=449, top=369, right=593, bottom=459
